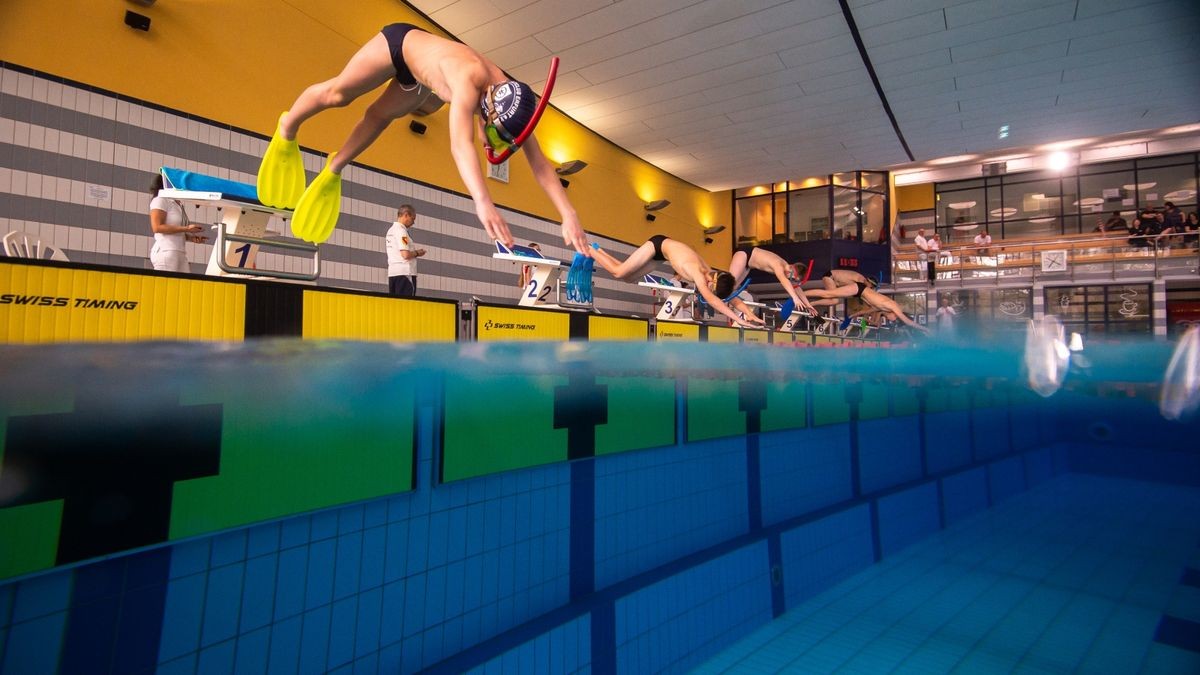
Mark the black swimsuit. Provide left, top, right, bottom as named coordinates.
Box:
left=649, top=234, right=669, bottom=261
left=381, top=23, right=421, bottom=86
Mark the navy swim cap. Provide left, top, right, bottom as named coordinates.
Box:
left=482, top=80, right=537, bottom=143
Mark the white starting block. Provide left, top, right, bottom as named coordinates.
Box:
left=638, top=273, right=695, bottom=322
left=493, top=242, right=594, bottom=309
left=158, top=167, right=320, bottom=282
left=815, top=315, right=842, bottom=335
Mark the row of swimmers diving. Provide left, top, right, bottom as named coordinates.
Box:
left=251, top=22, right=927, bottom=332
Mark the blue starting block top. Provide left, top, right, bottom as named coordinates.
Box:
left=161, top=167, right=259, bottom=203
left=495, top=241, right=549, bottom=259
left=642, top=273, right=677, bottom=287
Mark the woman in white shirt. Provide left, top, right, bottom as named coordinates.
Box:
left=148, top=174, right=204, bottom=272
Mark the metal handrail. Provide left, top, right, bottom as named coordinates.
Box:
left=891, top=232, right=1196, bottom=287
left=215, top=222, right=321, bottom=281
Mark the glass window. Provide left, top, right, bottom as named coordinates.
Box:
left=787, top=188, right=830, bottom=242
left=1134, top=165, right=1197, bottom=209
left=1003, top=178, right=1062, bottom=220
left=986, top=185, right=1005, bottom=229
left=1003, top=217, right=1060, bottom=239
left=772, top=192, right=788, bottom=243
left=938, top=187, right=984, bottom=228
left=861, top=192, right=887, bottom=245
left=833, top=187, right=860, bottom=240
left=1043, top=285, right=1151, bottom=337
left=991, top=288, right=1032, bottom=323
left=938, top=179, right=985, bottom=191
left=861, top=172, right=887, bottom=192
left=1079, top=160, right=1134, bottom=175
left=1077, top=171, right=1134, bottom=217
left=735, top=195, right=773, bottom=246
left=833, top=172, right=857, bottom=188
left=735, top=185, right=774, bottom=199
left=1137, top=153, right=1195, bottom=168
left=891, top=291, right=927, bottom=324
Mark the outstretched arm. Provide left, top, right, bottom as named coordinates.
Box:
left=773, top=266, right=815, bottom=315
left=521, top=136, right=589, bottom=255
left=729, top=298, right=766, bottom=325
left=693, top=279, right=754, bottom=327
left=448, top=92, right=513, bottom=246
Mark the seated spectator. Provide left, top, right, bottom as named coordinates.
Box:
left=1094, top=210, right=1128, bottom=234
left=1130, top=208, right=1160, bottom=248
left=1184, top=212, right=1199, bottom=246
left=973, top=229, right=992, bottom=257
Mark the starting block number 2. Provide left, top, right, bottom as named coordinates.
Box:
left=526, top=279, right=552, bottom=303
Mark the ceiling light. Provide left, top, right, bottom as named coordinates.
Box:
left=1121, top=183, right=1157, bottom=191
left=1047, top=151, right=1073, bottom=172
left=644, top=199, right=671, bottom=211
left=947, top=201, right=976, bottom=210
left=555, top=160, right=588, bottom=176
left=990, top=208, right=1018, bottom=218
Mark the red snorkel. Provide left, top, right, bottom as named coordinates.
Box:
left=485, top=57, right=559, bottom=165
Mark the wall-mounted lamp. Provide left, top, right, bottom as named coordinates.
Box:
left=555, top=160, right=587, bottom=176
left=644, top=199, right=671, bottom=212
left=645, top=214, right=657, bottom=223
left=408, top=120, right=427, bottom=136
left=703, top=225, right=727, bottom=235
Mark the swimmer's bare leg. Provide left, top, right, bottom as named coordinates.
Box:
left=329, top=81, right=425, bottom=173
left=592, top=241, right=657, bottom=279
left=281, top=34, right=396, bottom=139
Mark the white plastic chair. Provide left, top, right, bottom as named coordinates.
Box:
left=2, top=231, right=69, bottom=261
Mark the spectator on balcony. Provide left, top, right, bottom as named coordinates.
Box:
left=973, top=229, right=993, bottom=257
left=1094, top=210, right=1128, bottom=234
left=1184, top=212, right=1199, bottom=247
left=1130, top=208, right=1159, bottom=248
left=1163, top=202, right=1184, bottom=231
left=913, top=228, right=935, bottom=285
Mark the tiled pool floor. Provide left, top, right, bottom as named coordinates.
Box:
left=694, top=473, right=1200, bottom=674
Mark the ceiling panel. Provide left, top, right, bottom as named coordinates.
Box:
left=409, top=0, right=1200, bottom=190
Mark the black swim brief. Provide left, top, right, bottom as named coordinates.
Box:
left=381, top=23, right=421, bottom=86
left=735, top=244, right=755, bottom=258
left=855, top=281, right=867, bottom=298
left=649, top=234, right=668, bottom=261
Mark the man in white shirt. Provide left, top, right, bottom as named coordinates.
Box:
left=973, top=230, right=992, bottom=257
left=913, top=228, right=935, bottom=285
left=386, top=204, right=426, bottom=297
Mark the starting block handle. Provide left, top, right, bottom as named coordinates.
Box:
left=215, top=223, right=320, bottom=281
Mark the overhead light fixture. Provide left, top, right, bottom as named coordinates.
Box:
left=409, top=120, right=427, bottom=135
left=555, top=160, right=587, bottom=176
left=1047, top=151, right=1073, bottom=172
left=644, top=199, right=670, bottom=212
left=704, top=225, right=726, bottom=235
left=645, top=214, right=656, bottom=222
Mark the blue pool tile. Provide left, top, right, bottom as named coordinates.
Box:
left=171, top=539, right=212, bottom=580
left=338, top=505, right=365, bottom=535
left=158, top=573, right=206, bottom=662
left=353, top=652, right=379, bottom=675
left=11, top=572, right=71, bottom=625
left=233, top=626, right=269, bottom=675
left=247, top=522, right=281, bottom=558
left=266, top=615, right=302, bottom=675
left=304, top=539, right=336, bottom=610
left=280, top=516, right=311, bottom=550
left=428, top=511, right=450, bottom=568
left=311, top=511, right=339, bottom=542
left=273, top=546, right=308, bottom=621
left=240, top=553, right=277, bottom=632
left=333, top=532, right=363, bottom=601
left=355, top=587, right=383, bottom=659
left=383, top=521, right=409, bottom=583
left=361, top=525, right=387, bottom=590
left=158, top=654, right=198, bottom=675
left=876, top=482, right=940, bottom=557
left=327, top=596, right=357, bottom=670
left=380, top=579, right=405, bottom=647
left=60, top=600, right=118, bottom=674
left=406, top=516, right=431, bottom=576
left=424, top=566, right=448, bottom=627
left=364, top=500, right=389, bottom=529
left=201, top=563, right=245, bottom=647
left=210, top=530, right=248, bottom=567
left=298, top=606, right=331, bottom=675
left=403, top=574, right=427, bottom=638
left=197, top=638, right=236, bottom=675
left=70, top=557, right=125, bottom=606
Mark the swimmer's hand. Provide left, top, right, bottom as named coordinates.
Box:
left=477, top=203, right=514, bottom=248
left=561, top=215, right=590, bottom=257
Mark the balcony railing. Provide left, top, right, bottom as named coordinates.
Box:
left=891, top=234, right=1199, bottom=285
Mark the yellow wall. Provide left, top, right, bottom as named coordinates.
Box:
left=895, top=184, right=935, bottom=212
left=0, top=0, right=732, bottom=262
